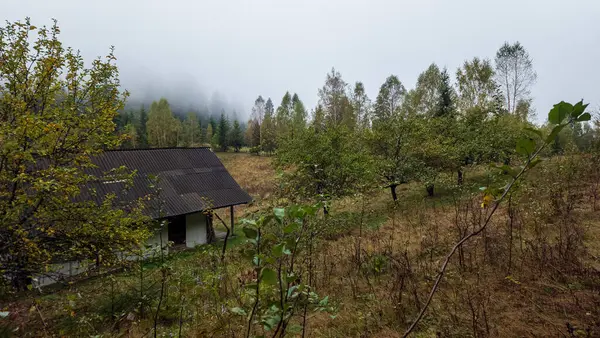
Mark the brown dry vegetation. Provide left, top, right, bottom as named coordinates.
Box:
left=2, top=154, right=600, bottom=337
left=217, top=152, right=276, bottom=203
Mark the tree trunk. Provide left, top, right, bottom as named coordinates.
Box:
left=206, top=214, right=216, bottom=243
left=426, top=184, right=434, bottom=197
left=389, top=184, right=398, bottom=201
left=457, top=169, right=463, bottom=185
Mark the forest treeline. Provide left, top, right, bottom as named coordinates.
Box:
left=116, top=41, right=597, bottom=199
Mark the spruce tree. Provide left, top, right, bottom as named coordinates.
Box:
left=436, top=68, right=455, bottom=117
left=137, top=105, right=148, bottom=148
left=229, top=119, right=243, bottom=152
left=217, top=111, right=230, bottom=152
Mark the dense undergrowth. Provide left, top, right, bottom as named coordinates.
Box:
left=2, top=153, right=599, bottom=337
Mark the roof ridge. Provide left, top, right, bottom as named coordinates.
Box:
left=105, top=146, right=212, bottom=152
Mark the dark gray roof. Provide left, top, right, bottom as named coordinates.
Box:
left=82, top=148, right=252, bottom=218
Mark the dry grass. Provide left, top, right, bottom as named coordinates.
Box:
left=4, top=156, right=600, bottom=337
left=213, top=152, right=278, bottom=228
left=303, top=191, right=600, bottom=337
left=216, top=152, right=277, bottom=202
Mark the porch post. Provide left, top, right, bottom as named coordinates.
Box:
left=230, top=205, right=234, bottom=235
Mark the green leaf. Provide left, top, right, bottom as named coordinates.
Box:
left=243, top=227, right=258, bottom=240
left=262, top=233, right=278, bottom=243
left=524, top=127, right=543, bottom=139
left=576, top=112, right=591, bottom=122
left=516, top=137, right=535, bottom=156
left=285, top=237, right=296, bottom=249
left=261, top=268, right=278, bottom=285
left=253, top=255, right=263, bottom=266
left=545, top=124, right=567, bottom=143
left=286, top=273, right=297, bottom=283
left=287, top=285, right=299, bottom=297
left=283, top=222, right=299, bottom=234
left=548, top=101, right=572, bottom=124
left=319, top=296, right=329, bottom=306
left=244, top=282, right=257, bottom=290
left=571, top=100, right=588, bottom=118
left=273, top=208, right=285, bottom=223
left=272, top=243, right=285, bottom=258
left=0, top=311, right=9, bottom=318
left=230, top=307, right=247, bottom=316
left=263, top=314, right=281, bottom=331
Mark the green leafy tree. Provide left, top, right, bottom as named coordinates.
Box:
left=261, top=98, right=277, bottom=154
left=374, top=75, right=406, bottom=121
left=277, top=126, right=375, bottom=209
left=406, top=64, right=442, bottom=116
left=370, top=75, right=417, bottom=200
left=121, top=123, right=138, bottom=149
left=250, top=96, right=265, bottom=145
left=182, top=112, right=202, bottom=146
left=276, top=92, right=293, bottom=138
left=291, top=93, right=307, bottom=138
left=205, top=123, right=214, bottom=146
left=147, top=98, right=179, bottom=147
left=0, top=19, right=151, bottom=289
left=495, top=41, right=537, bottom=116
left=456, top=58, right=503, bottom=112
left=244, top=119, right=256, bottom=147
left=318, top=68, right=354, bottom=128
left=351, top=82, right=371, bottom=128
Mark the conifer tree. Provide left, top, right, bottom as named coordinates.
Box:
left=217, top=111, right=230, bottom=151
left=137, top=104, right=148, bottom=148
left=229, top=119, right=244, bottom=152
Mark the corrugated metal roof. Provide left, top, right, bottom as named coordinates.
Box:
left=82, top=148, right=252, bottom=218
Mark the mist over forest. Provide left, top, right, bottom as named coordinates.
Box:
left=121, top=70, right=246, bottom=121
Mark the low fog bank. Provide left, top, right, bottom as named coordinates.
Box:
left=120, top=69, right=247, bottom=121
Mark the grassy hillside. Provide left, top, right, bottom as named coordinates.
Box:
left=2, top=153, right=599, bottom=337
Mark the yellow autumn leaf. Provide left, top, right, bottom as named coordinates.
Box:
left=481, top=194, right=494, bottom=208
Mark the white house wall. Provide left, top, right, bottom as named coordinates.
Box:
left=32, top=215, right=207, bottom=288
left=186, top=212, right=207, bottom=248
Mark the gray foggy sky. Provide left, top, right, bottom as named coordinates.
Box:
left=4, top=0, right=600, bottom=122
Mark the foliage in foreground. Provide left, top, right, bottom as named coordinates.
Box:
left=0, top=19, right=151, bottom=290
